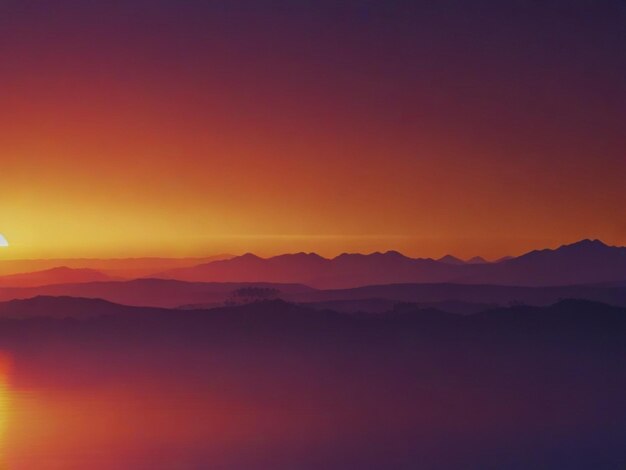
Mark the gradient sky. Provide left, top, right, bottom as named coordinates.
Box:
left=0, top=0, right=624, bottom=260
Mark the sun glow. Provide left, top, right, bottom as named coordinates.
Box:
left=0, top=234, right=8, bottom=247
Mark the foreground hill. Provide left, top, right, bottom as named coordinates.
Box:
left=2, top=278, right=626, bottom=313
left=0, top=295, right=169, bottom=319
left=0, top=295, right=622, bottom=336
left=292, top=282, right=626, bottom=310
left=157, top=239, right=626, bottom=288
left=0, top=279, right=315, bottom=308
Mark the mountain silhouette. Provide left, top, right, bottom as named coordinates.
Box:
left=0, top=255, right=234, bottom=278
left=0, top=294, right=623, bottom=328
left=0, top=295, right=168, bottom=319
left=291, top=282, right=626, bottom=310
left=2, top=240, right=623, bottom=293
left=0, top=279, right=314, bottom=308
left=0, top=266, right=115, bottom=288
left=437, top=255, right=465, bottom=265
left=0, top=296, right=623, bottom=345
left=158, top=250, right=462, bottom=288
left=157, top=239, right=626, bottom=288
left=3, top=278, right=626, bottom=312
left=466, top=239, right=626, bottom=286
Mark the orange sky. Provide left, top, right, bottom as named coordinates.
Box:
left=0, top=1, right=624, bottom=260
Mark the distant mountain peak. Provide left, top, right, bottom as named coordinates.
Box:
left=383, top=250, right=405, bottom=257
left=333, top=251, right=407, bottom=260
left=438, top=255, right=465, bottom=265
left=0, top=266, right=113, bottom=288
left=154, top=240, right=625, bottom=288
left=286, top=252, right=326, bottom=259
left=239, top=253, right=262, bottom=260
left=20, top=266, right=97, bottom=274
left=369, top=250, right=407, bottom=259
left=561, top=239, right=609, bottom=250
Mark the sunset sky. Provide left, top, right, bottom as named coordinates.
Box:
left=1, top=0, right=624, bottom=260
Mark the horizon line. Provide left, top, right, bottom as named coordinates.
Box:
left=0, top=238, right=619, bottom=264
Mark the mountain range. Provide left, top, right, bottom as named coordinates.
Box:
left=0, top=240, right=624, bottom=294
left=157, top=239, right=626, bottom=288
left=0, top=266, right=115, bottom=287
left=0, top=255, right=233, bottom=278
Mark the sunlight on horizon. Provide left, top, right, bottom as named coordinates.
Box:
left=0, top=234, right=8, bottom=247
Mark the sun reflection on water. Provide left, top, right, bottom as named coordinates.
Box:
left=0, top=353, right=11, bottom=468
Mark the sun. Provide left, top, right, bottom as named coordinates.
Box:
left=0, top=234, right=8, bottom=247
